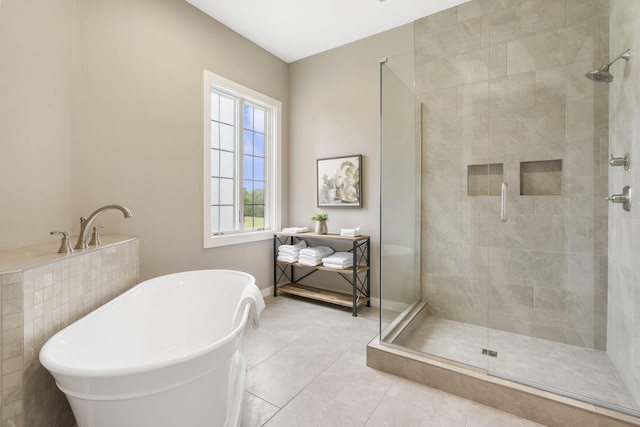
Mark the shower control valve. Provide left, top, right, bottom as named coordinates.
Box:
left=609, top=153, right=630, bottom=170
left=606, top=185, right=631, bottom=212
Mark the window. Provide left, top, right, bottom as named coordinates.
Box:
left=203, top=70, right=281, bottom=248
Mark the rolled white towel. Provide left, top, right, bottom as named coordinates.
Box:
left=282, top=227, right=309, bottom=234
left=299, top=246, right=334, bottom=258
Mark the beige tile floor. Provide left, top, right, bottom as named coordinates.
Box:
left=241, top=295, right=547, bottom=426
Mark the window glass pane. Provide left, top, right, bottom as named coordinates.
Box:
left=244, top=156, right=253, bottom=180
left=220, top=206, right=235, bottom=231
left=244, top=204, right=254, bottom=219
left=245, top=208, right=254, bottom=229
left=220, top=123, right=234, bottom=152
left=220, top=178, right=234, bottom=205
left=244, top=180, right=254, bottom=204
left=254, top=133, right=264, bottom=157
left=244, top=104, right=253, bottom=130
left=244, top=130, right=254, bottom=155
left=255, top=205, right=264, bottom=219
left=211, top=92, right=219, bottom=121
left=211, top=207, right=219, bottom=234
left=254, top=181, right=264, bottom=204
left=210, top=122, right=220, bottom=149
left=254, top=157, right=265, bottom=180
left=244, top=205, right=254, bottom=230
left=254, top=108, right=265, bottom=133
left=211, top=149, right=219, bottom=177
left=220, top=151, right=234, bottom=178
left=211, top=178, right=219, bottom=205
left=219, top=95, right=235, bottom=125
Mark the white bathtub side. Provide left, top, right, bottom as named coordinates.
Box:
left=41, top=269, right=255, bottom=375
left=66, top=306, right=251, bottom=427
left=39, top=269, right=262, bottom=427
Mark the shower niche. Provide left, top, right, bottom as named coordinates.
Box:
left=467, top=163, right=503, bottom=196
left=519, top=159, right=563, bottom=196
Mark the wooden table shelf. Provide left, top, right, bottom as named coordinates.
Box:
left=273, top=232, right=371, bottom=316
left=276, top=283, right=370, bottom=309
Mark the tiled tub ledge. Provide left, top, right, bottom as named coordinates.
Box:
left=0, top=235, right=139, bottom=427
left=367, top=339, right=640, bottom=427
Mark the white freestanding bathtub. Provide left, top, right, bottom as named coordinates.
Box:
left=39, top=269, right=264, bottom=427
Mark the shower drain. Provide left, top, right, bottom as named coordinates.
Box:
left=482, top=349, right=498, bottom=358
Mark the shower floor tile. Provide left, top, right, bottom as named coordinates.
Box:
left=402, top=316, right=640, bottom=412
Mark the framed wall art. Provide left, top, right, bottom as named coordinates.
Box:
left=316, top=154, right=362, bottom=208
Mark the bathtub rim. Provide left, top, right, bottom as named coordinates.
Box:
left=39, top=269, right=257, bottom=379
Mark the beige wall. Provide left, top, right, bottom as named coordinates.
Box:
left=0, top=0, right=74, bottom=249
left=1, top=0, right=414, bottom=297
left=0, top=0, right=289, bottom=289
left=288, top=25, right=413, bottom=300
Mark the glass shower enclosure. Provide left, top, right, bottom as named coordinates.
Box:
left=379, top=1, right=639, bottom=416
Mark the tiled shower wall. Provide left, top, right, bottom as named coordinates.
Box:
left=418, top=0, right=610, bottom=349
left=608, top=0, right=640, bottom=406
left=0, top=237, right=139, bottom=426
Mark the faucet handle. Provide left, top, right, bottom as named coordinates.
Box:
left=89, top=225, right=105, bottom=246
left=50, top=231, right=73, bottom=254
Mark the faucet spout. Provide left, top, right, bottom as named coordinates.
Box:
left=74, top=205, right=133, bottom=249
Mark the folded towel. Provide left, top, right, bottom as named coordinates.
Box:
left=323, top=262, right=353, bottom=270
left=340, top=227, right=361, bottom=237
left=322, top=252, right=353, bottom=264
left=278, top=247, right=303, bottom=256
left=233, top=282, right=265, bottom=329
left=298, top=258, right=323, bottom=267
left=282, top=227, right=309, bottom=234
left=277, top=254, right=298, bottom=263
left=299, top=246, right=334, bottom=258
left=322, top=257, right=354, bottom=268
left=279, top=240, right=307, bottom=252
left=298, top=254, right=323, bottom=262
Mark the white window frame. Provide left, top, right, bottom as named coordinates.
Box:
left=203, top=70, right=282, bottom=248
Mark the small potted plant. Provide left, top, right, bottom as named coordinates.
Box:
left=311, top=212, right=329, bottom=235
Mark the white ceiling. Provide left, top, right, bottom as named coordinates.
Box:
left=185, top=0, right=469, bottom=63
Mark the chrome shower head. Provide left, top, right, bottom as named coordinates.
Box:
left=585, top=49, right=631, bottom=82
left=585, top=65, right=613, bottom=82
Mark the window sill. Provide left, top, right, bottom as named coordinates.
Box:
left=204, top=229, right=274, bottom=248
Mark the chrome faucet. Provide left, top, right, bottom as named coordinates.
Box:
left=74, top=205, right=133, bottom=249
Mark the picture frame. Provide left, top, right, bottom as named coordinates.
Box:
left=316, top=154, right=362, bottom=208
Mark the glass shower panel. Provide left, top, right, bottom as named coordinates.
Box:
left=380, top=54, right=490, bottom=373
left=379, top=56, right=422, bottom=342
left=378, top=0, right=640, bottom=417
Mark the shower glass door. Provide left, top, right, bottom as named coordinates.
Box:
left=380, top=54, right=490, bottom=372
left=379, top=55, right=424, bottom=342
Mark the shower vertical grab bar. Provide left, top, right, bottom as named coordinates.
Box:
left=501, top=182, right=508, bottom=222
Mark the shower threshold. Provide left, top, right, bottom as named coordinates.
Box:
left=367, top=339, right=640, bottom=426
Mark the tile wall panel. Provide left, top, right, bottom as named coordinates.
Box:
left=0, top=238, right=138, bottom=427
left=608, top=0, right=640, bottom=407
left=417, top=0, right=610, bottom=349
